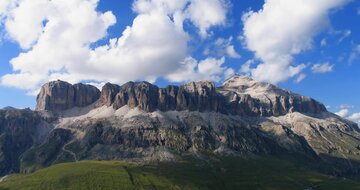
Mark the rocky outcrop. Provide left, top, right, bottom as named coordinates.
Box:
left=111, top=81, right=226, bottom=113
left=36, top=80, right=100, bottom=112
left=96, top=83, right=120, bottom=107
left=73, top=83, right=101, bottom=108
left=112, top=82, right=159, bottom=112
left=37, top=76, right=326, bottom=117
left=36, top=76, right=326, bottom=117
left=219, top=75, right=327, bottom=116
left=109, top=77, right=326, bottom=117
left=158, top=81, right=225, bottom=112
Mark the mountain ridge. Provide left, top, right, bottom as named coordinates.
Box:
left=0, top=75, right=359, bottom=179
left=36, top=74, right=327, bottom=117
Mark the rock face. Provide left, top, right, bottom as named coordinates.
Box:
left=93, top=75, right=326, bottom=117
left=36, top=76, right=326, bottom=117
left=110, top=81, right=224, bottom=113
left=219, top=75, right=327, bottom=116
left=96, top=83, right=120, bottom=107
left=112, top=82, right=160, bottom=112
left=36, top=80, right=100, bottom=112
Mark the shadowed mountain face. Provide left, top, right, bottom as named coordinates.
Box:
left=0, top=75, right=359, bottom=178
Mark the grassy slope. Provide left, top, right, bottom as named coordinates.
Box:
left=0, top=156, right=359, bottom=190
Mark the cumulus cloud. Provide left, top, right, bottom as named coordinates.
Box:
left=0, top=0, right=229, bottom=93
left=166, top=57, right=233, bottom=82
left=311, top=62, right=334, bottom=73
left=2, top=0, right=116, bottom=90
left=0, top=0, right=15, bottom=19
left=349, top=113, right=360, bottom=124
left=187, top=0, right=228, bottom=38
left=335, top=108, right=360, bottom=124
left=242, top=0, right=349, bottom=84
left=335, top=109, right=350, bottom=118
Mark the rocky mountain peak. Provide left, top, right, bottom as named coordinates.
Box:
left=36, top=76, right=327, bottom=117
left=36, top=80, right=100, bottom=112
left=221, top=75, right=281, bottom=96
left=222, top=75, right=256, bottom=88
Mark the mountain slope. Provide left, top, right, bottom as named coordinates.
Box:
left=0, top=75, right=359, bottom=179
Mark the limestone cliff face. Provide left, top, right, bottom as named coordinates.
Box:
left=36, top=80, right=100, bottom=112
left=37, top=76, right=326, bottom=117
left=112, top=82, right=160, bottom=112
left=96, top=83, right=120, bottom=107
left=95, top=76, right=326, bottom=117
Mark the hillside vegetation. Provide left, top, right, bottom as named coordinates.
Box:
left=0, top=156, right=359, bottom=190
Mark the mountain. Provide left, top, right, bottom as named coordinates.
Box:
left=0, top=75, right=359, bottom=181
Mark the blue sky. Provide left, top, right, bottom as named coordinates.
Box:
left=0, top=0, right=359, bottom=121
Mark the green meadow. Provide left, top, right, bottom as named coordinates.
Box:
left=0, top=156, right=359, bottom=190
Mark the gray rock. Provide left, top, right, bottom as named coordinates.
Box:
left=96, top=83, right=120, bottom=107
left=113, top=82, right=159, bottom=112
left=36, top=80, right=100, bottom=112
left=219, top=75, right=327, bottom=116
left=36, top=76, right=326, bottom=117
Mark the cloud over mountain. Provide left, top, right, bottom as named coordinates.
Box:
left=0, top=0, right=230, bottom=94
left=241, top=0, right=349, bottom=84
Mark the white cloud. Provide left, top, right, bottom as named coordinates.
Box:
left=226, top=45, right=240, bottom=58
left=311, top=62, right=334, bottom=73
left=166, top=57, right=232, bottom=82
left=338, top=104, right=354, bottom=109
left=240, top=59, right=255, bottom=74
left=0, top=0, right=15, bottom=19
left=335, top=108, right=360, bottom=124
left=335, top=109, right=349, bottom=118
left=187, top=0, right=228, bottom=37
left=334, top=109, right=360, bottom=124
left=242, top=0, right=349, bottom=84
left=348, top=113, right=360, bottom=123
left=205, top=37, right=240, bottom=58
left=0, top=0, right=230, bottom=93
left=224, top=68, right=235, bottom=79
left=1, top=0, right=116, bottom=90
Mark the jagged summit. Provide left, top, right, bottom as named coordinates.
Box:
left=35, top=76, right=327, bottom=117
